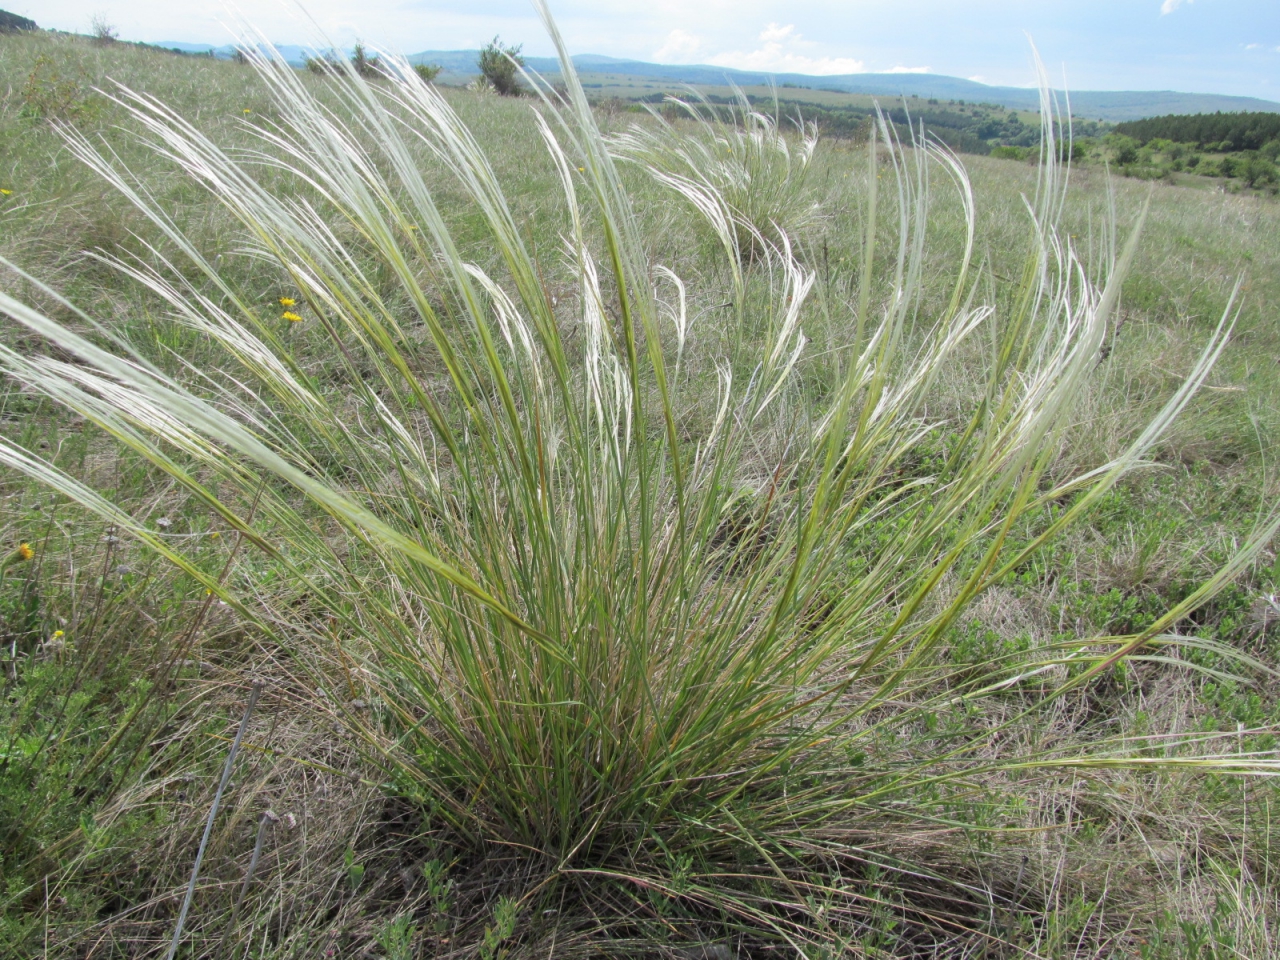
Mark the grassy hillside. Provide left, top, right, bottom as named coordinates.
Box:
left=2, top=25, right=1280, bottom=960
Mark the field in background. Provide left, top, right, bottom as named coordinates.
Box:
left=34, top=24, right=1280, bottom=190
left=435, top=67, right=1278, bottom=195
left=3, top=28, right=1280, bottom=959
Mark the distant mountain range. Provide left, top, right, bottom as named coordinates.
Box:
left=153, top=43, right=1280, bottom=122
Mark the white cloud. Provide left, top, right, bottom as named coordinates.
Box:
left=758, top=23, right=796, bottom=44
left=887, top=65, right=930, bottom=73
left=706, top=22, right=865, bottom=75
left=1160, top=0, right=1193, bottom=14
left=1245, top=43, right=1262, bottom=50
left=653, top=29, right=702, bottom=62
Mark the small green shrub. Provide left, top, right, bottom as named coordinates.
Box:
left=18, top=55, right=99, bottom=121
left=413, top=62, right=442, bottom=83
left=989, top=144, right=1028, bottom=160
left=1241, top=155, right=1278, bottom=188
left=350, top=42, right=380, bottom=79
left=304, top=53, right=337, bottom=75
left=477, top=35, right=523, bottom=96
left=88, top=14, right=117, bottom=45
left=376, top=914, right=417, bottom=960
left=1106, top=133, right=1141, bottom=165
left=479, top=896, right=518, bottom=960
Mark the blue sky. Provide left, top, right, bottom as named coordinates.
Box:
left=25, top=0, right=1280, bottom=99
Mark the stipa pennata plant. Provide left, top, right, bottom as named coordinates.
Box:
left=0, top=3, right=1276, bottom=949
left=611, top=86, right=820, bottom=261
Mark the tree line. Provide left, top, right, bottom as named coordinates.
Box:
left=1114, top=111, right=1280, bottom=151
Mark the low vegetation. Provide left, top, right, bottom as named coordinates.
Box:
left=1, top=11, right=1279, bottom=959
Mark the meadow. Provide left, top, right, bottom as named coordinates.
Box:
left=2, top=16, right=1280, bottom=959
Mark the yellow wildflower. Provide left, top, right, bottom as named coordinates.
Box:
left=17, top=542, right=34, bottom=561
left=282, top=311, right=303, bottom=323
left=278, top=296, right=296, bottom=307
left=0, top=189, right=11, bottom=196
left=243, top=108, right=252, bottom=115
left=52, top=630, right=64, bottom=639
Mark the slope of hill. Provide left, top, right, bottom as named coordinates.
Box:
left=147, top=41, right=1280, bottom=122
left=592, top=56, right=1280, bottom=120
left=150, top=40, right=318, bottom=65
left=402, top=50, right=1280, bottom=121
left=0, top=7, right=37, bottom=32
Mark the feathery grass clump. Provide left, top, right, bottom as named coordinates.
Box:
left=0, top=5, right=1276, bottom=950
left=612, top=88, right=819, bottom=260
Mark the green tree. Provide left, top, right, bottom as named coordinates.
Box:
left=414, top=63, right=442, bottom=83
left=351, top=43, right=380, bottom=79
left=305, top=54, right=335, bottom=75
left=1241, top=156, right=1278, bottom=189
left=477, top=36, right=524, bottom=96
left=1104, top=133, right=1140, bottom=166
left=89, top=13, right=118, bottom=44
